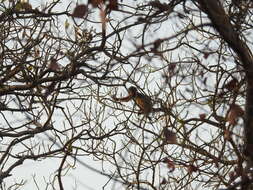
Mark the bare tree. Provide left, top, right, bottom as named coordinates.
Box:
left=0, top=0, right=253, bottom=189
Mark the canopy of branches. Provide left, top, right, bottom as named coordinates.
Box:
left=0, top=0, right=253, bottom=189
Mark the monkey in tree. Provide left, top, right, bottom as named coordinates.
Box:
left=112, top=86, right=153, bottom=115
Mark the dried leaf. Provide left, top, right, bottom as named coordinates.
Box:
left=199, top=113, right=206, bottom=120
left=213, top=158, right=219, bottom=168
left=108, top=0, right=118, bottom=10
left=72, top=4, right=87, bottom=18
left=163, top=128, right=177, bottom=144
left=224, top=78, right=238, bottom=91
left=224, top=129, right=231, bottom=140
left=187, top=164, right=198, bottom=174
left=48, top=58, right=60, bottom=71
left=226, top=104, right=244, bottom=125
left=160, top=178, right=167, bottom=185
left=15, top=2, right=32, bottom=11
left=229, top=171, right=236, bottom=182
left=44, top=82, right=57, bottom=97
left=88, top=0, right=104, bottom=8
left=199, top=70, right=204, bottom=78
left=162, top=158, right=175, bottom=172
left=168, top=63, right=176, bottom=74
left=203, top=52, right=211, bottom=59
left=151, top=39, right=162, bottom=52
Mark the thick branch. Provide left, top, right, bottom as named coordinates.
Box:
left=196, top=0, right=253, bottom=161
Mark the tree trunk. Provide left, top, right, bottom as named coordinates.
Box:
left=197, top=0, right=253, bottom=169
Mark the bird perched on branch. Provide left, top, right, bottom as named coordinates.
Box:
left=112, top=86, right=153, bottom=115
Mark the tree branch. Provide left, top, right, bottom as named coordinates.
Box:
left=197, top=0, right=253, bottom=163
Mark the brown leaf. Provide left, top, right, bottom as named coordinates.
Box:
left=16, top=2, right=32, bottom=11
left=199, top=113, right=206, bottom=120
left=212, top=158, right=219, bottom=168
left=88, top=0, right=104, bottom=8
left=151, top=39, right=162, bottom=52
left=163, top=128, right=177, bottom=144
left=187, top=164, right=198, bottom=174
left=229, top=171, right=236, bottom=182
left=48, top=58, right=60, bottom=71
left=162, top=158, right=175, bottom=172
left=224, top=129, right=231, bottom=140
left=44, top=82, right=57, bottom=97
left=168, top=63, right=176, bottom=74
left=226, top=104, right=244, bottom=125
left=108, top=0, right=118, bottom=10
left=199, top=70, right=204, bottom=78
left=72, top=4, right=87, bottom=18
left=224, top=78, right=238, bottom=91
left=160, top=178, right=167, bottom=185
left=203, top=52, right=211, bottom=59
